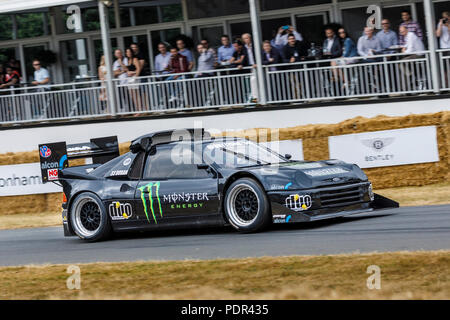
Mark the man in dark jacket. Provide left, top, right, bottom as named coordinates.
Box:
left=283, top=34, right=309, bottom=63
left=322, top=28, right=342, bottom=59
left=262, top=40, right=281, bottom=71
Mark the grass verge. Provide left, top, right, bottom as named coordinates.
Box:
left=0, top=251, right=448, bottom=300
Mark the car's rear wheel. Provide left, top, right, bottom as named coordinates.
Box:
left=224, top=178, right=271, bottom=232
left=70, top=192, right=111, bottom=242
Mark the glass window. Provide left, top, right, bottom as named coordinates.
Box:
left=0, top=15, right=12, bottom=41
left=151, top=28, right=181, bottom=52
left=261, top=0, right=330, bottom=11
left=261, top=17, right=291, bottom=42
left=60, top=39, right=89, bottom=82
left=187, top=0, right=249, bottom=19
left=341, top=7, right=368, bottom=42
left=0, top=47, right=16, bottom=66
left=161, top=4, right=183, bottom=22
left=144, top=145, right=210, bottom=180
left=94, top=38, right=118, bottom=70
left=16, top=13, right=47, bottom=39
left=230, top=21, right=251, bottom=40
left=296, top=14, right=328, bottom=45
left=120, top=3, right=182, bottom=27
left=204, top=139, right=287, bottom=168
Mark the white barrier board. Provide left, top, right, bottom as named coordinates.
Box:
left=328, top=126, right=439, bottom=168
left=260, top=139, right=304, bottom=161
left=0, top=163, right=62, bottom=196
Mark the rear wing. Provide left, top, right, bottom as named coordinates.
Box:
left=38, top=136, right=119, bottom=183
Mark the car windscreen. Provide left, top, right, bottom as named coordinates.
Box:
left=203, top=139, right=287, bottom=168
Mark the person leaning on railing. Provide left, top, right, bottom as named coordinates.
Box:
left=165, top=47, right=189, bottom=103
left=357, top=27, right=382, bottom=62
left=399, top=25, right=426, bottom=86
left=0, top=66, right=20, bottom=121
left=282, top=34, right=309, bottom=69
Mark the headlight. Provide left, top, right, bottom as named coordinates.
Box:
left=368, top=183, right=375, bottom=201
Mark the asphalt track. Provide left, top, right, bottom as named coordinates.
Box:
left=0, top=205, right=449, bottom=266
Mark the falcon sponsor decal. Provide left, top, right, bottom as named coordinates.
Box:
left=273, top=214, right=292, bottom=224
left=138, top=182, right=163, bottom=224
left=109, top=202, right=133, bottom=220
left=303, top=167, right=348, bottom=177
left=285, top=194, right=312, bottom=211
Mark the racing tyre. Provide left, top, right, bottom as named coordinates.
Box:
left=224, top=178, right=271, bottom=233
left=70, top=192, right=112, bottom=242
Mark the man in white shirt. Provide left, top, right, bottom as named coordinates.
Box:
left=154, top=43, right=171, bottom=75
left=31, top=59, right=50, bottom=90
left=400, top=26, right=425, bottom=57
left=399, top=26, right=425, bottom=80
left=112, top=49, right=129, bottom=85
left=275, top=25, right=303, bottom=47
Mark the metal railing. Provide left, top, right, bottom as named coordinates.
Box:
left=1, top=50, right=449, bottom=125
left=264, top=51, right=432, bottom=103
left=0, top=80, right=107, bottom=123
left=113, top=67, right=254, bottom=114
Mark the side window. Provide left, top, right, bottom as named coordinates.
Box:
left=143, top=144, right=211, bottom=180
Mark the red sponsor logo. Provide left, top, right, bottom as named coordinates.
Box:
left=47, top=169, right=59, bottom=181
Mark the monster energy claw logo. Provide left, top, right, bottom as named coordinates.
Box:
left=139, top=182, right=163, bottom=224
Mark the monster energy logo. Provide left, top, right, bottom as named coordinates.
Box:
left=138, top=182, right=163, bottom=224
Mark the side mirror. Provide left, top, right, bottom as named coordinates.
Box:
left=284, top=154, right=292, bottom=160
left=197, top=164, right=210, bottom=170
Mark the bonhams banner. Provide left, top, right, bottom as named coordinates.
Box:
left=0, top=163, right=62, bottom=196
left=259, top=139, right=304, bottom=161
left=328, top=126, right=439, bottom=168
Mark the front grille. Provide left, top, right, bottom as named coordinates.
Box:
left=319, top=185, right=364, bottom=207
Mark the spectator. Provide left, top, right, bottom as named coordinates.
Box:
left=166, top=47, right=189, bottom=103
left=399, top=25, right=425, bottom=81
left=31, top=59, right=50, bottom=90
left=242, top=33, right=256, bottom=66
left=0, top=66, right=20, bottom=90
left=154, top=43, right=171, bottom=75
left=113, top=49, right=129, bottom=85
left=125, top=48, right=143, bottom=113
left=275, top=25, right=303, bottom=47
left=167, top=47, right=189, bottom=78
left=229, top=39, right=249, bottom=69
left=200, top=39, right=217, bottom=66
left=218, top=35, right=235, bottom=66
left=376, top=19, right=398, bottom=52
left=130, top=43, right=150, bottom=78
left=0, top=64, right=4, bottom=87
left=282, top=34, right=308, bottom=63
left=357, top=27, right=382, bottom=61
left=436, top=11, right=450, bottom=49
left=336, top=28, right=358, bottom=61
left=176, top=39, right=194, bottom=71
left=97, top=55, right=108, bottom=108
left=399, top=10, right=423, bottom=46
left=400, top=25, right=425, bottom=57
left=196, top=44, right=215, bottom=77
left=262, top=40, right=281, bottom=71
left=322, top=28, right=342, bottom=59
left=7, top=58, right=21, bottom=78
left=333, top=28, right=358, bottom=86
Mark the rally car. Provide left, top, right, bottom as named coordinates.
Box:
left=38, top=129, right=398, bottom=242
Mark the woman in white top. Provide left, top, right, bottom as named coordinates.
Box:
left=436, top=11, right=450, bottom=49
left=98, top=55, right=108, bottom=108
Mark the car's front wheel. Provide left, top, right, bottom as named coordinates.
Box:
left=70, top=192, right=111, bottom=242
left=224, top=178, right=271, bottom=233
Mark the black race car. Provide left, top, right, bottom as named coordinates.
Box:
left=38, top=129, right=398, bottom=242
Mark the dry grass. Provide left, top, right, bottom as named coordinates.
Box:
left=0, top=211, right=60, bottom=230
left=0, top=251, right=448, bottom=300
left=375, top=182, right=450, bottom=207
